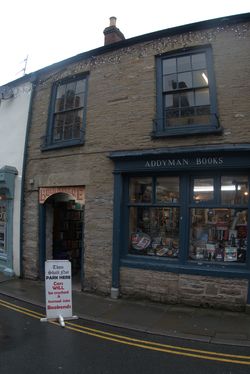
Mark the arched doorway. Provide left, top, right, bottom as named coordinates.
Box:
left=39, top=187, right=85, bottom=290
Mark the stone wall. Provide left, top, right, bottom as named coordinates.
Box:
left=120, top=268, right=248, bottom=311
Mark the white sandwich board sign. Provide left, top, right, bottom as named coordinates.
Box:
left=40, top=260, right=78, bottom=326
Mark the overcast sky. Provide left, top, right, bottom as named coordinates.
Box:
left=1, top=0, right=249, bottom=86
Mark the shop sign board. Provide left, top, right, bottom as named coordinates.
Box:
left=41, top=260, right=77, bottom=325
left=39, top=186, right=85, bottom=204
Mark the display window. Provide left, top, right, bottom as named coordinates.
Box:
left=127, top=173, right=249, bottom=266
left=189, top=174, right=248, bottom=264
left=130, top=206, right=180, bottom=257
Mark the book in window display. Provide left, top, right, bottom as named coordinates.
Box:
left=129, top=207, right=179, bottom=258
left=224, top=246, right=238, bottom=262
left=131, top=232, right=151, bottom=251
left=189, top=208, right=247, bottom=263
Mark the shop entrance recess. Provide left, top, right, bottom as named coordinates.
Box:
left=39, top=186, right=85, bottom=290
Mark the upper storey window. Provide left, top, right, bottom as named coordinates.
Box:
left=42, top=75, right=88, bottom=150
left=154, top=47, right=221, bottom=137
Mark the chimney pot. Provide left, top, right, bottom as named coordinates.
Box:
left=109, top=16, right=117, bottom=27
left=103, top=17, right=125, bottom=45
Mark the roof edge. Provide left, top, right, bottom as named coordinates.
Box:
left=35, top=12, right=250, bottom=76
left=2, top=12, right=250, bottom=86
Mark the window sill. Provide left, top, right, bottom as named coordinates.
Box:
left=41, top=139, right=84, bottom=151
left=151, top=125, right=223, bottom=138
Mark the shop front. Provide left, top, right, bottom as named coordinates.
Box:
left=110, top=145, right=250, bottom=310
left=0, top=166, right=17, bottom=276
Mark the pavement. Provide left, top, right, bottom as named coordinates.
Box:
left=1, top=273, right=250, bottom=347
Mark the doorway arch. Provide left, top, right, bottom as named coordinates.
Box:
left=39, top=187, right=85, bottom=290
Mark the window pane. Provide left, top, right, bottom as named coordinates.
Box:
left=65, top=112, right=74, bottom=125
left=178, top=72, right=192, bottom=89
left=195, top=88, right=210, bottom=106
left=72, top=109, right=83, bottom=139
left=53, top=114, right=64, bottom=141
left=180, top=107, right=195, bottom=118
left=163, top=58, right=176, bottom=74
left=129, top=207, right=180, bottom=257
left=165, top=93, right=179, bottom=108
left=221, top=176, right=249, bottom=205
left=75, top=92, right=84, bottom=108
left=129, top=177, right=152, bottom=203
left=66, top=81, right=75, bottom=93
left=165, top=109, right=180, bottom=124
left=165, top=109, right=197, bottom=126
left=177, top=56, right=191, bottom=72
left=193, top=70, right=208, bottom=87
left=180, top=92, right=193, bottom=108
left=189, top=208, right=247, bottom=263
left=65, top=89, right=75, bottom=110
left=55, top=97, right=65, bottom=112
left=64, top=125, right=73, bottom=140
left=75, top=109, right=83, bottom=123
left=156, top=177, right=180, bottom=203
left=56, top=84, right=66, bottom=112
left=165, top=107, right=210, bottom=126
left=56, top=84, right=66, bottom=100
left=165, top=92, right=194, bottom=110
left=193, top=178, right=214, bottom=202
left=163, top=74, right=177, bottom=91
left=172, top=93, right=179, bottom=108
left=165, top=94, right=174, bottom=108
left=192, top=53, right=206, bottom=69
left=75, top=79, right=86, bottom=94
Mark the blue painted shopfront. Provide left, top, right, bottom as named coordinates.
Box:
left=110, top=144, right=250, bottom=303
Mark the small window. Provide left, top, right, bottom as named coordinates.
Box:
left=156, top=177, right=179, bottom=203
left=154, top=47, right=220, bottom=137
left=221, top=176, right=248, bottom=205
left=193, top=178, right=214, bottom=203
left=129, top=177, right=152, bottom=203
left=42, top=75, right=88, bottom=150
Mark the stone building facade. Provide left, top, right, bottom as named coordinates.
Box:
left=22, top=13, right=250, bottom=310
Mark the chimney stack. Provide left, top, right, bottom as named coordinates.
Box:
left=103, top=17, right=125, bottom=45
